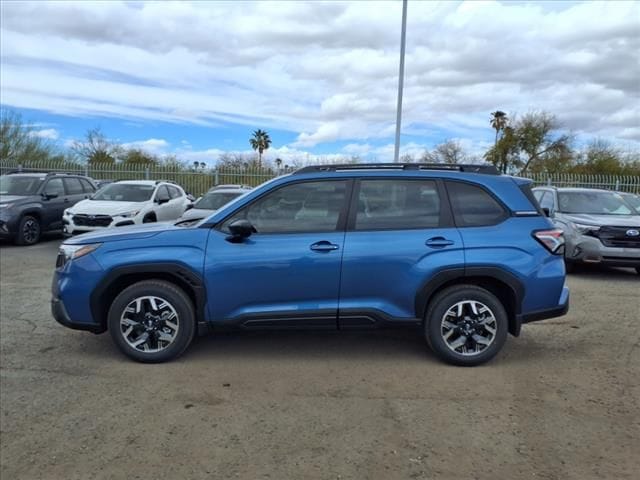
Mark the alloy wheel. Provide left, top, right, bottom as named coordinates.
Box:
left=120, top=296, right=180, bottom=353
left=440, top=300, right=497, bottom=356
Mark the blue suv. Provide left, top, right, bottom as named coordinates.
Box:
left=52, top=164, right=569, bottom=366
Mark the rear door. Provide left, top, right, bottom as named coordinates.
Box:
left=339, top=178, right=464, bottom=325
left=63, top=177, right=88, bottom=206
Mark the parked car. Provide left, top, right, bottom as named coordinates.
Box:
left=52, top=163, right=569, bottom=366
left=0, top=172, right=96, bottom=245
left=533, top=187, right=640, bottom=274
left=619, top=192, right=640, bottom=213
left=179, top=184, right=252, bottom=222
left=62, top=180, right=189, bottom=235
left=93, top=179, right=114, bottom=190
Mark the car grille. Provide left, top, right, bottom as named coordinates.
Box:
left=72, top=214, right=112, bottom=227
left=596, top=226, right=640, bottom=248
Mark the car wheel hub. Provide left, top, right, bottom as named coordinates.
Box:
left=120, top=295, right=179, bottom=353
left=441, top=300, right=497, bottom=356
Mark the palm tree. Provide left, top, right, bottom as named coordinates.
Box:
left=490, top=111, right=508, bottom=163
left=249, top=129, right=272, bottom=167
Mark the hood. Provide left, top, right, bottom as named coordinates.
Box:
left=179, top=208, right=215, bottom=222
left=63, top=222, right=179, bottom=245
left=561, top=213, right=640, bottom=227
left=0, top=194, right=39, bottom=205
left=69, top=199, right=147, bottom=216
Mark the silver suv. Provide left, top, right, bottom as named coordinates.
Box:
left=533, top=187, right=640, bottom=274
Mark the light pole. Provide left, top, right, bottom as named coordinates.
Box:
left=393, top=0, right=408, bottom=163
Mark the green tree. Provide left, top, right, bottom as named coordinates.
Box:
left=485, top=126, right=520, bottom=173
left=517, top=112, right=572, bottom=174
left=490, top=110, right=508, bottom=163
left=0, top=110, right=58, bottom=164
left=120, top=148, right=159, bottom=166
left=71, top=128, right=116, bottom=165
left=249, top=129, right=272, bottom=167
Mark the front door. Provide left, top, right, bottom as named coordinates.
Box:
left=339, top=178, right=464, bottom=325
left=204, top=179, right=351, bottom=327
left=42, top=177, right=68, bottom=230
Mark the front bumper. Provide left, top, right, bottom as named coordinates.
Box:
left=51, top=296, right=105, bottom=333
left=63, top=213, right=136, bottom=236
left=565, top=234, right=640, bottom=267
left=0, top=212, right=19, bottom=238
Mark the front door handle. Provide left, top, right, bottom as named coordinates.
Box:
left=310, top=241, right=339, bottom=252
left=426, top=237, right=454, bottom=248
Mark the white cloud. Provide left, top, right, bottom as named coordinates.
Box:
left=1, top=0, right=639, bottom=151
left=28, top=128, right=59, bottom=140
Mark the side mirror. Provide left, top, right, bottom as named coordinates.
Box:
left=542, top=207, right=554, bottom=218
left=185, top=203, right=194, bottom=210
left=227, top=219, right=255, bottom=242
left=156, top=194, right=170, bottom=204
left=43, top=192, right=58, bottom=200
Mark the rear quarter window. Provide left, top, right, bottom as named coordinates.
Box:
left=446, top=181, right=508, bottom=227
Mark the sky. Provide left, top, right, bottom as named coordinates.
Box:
left=1, top=0, right=639, bottom=165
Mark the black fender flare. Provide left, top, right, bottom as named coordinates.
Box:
left=90, top=262, right=207, bottom=332
left=414, top=267, right=525, bottom=336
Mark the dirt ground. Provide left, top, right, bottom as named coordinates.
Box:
left=1, top=234, right=638, bottom=480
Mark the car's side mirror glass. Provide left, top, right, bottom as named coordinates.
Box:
left=227, top=219, right=255, bottom=242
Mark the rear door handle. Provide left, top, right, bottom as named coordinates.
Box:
left=426, top=237, right=454, bottom=248
left=310, top=241, right=339, bottom=252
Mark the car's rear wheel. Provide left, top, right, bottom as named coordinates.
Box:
left=425, top=285, right=508, bottom=366
left=14, top=215, right=41, bottom=245
left=108, top=280, right=195, bottom=363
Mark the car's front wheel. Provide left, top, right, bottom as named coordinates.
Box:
left=108, top=280, right=196, bottom=363
left=425, top=285, right=508, bottom=366
left=14, top=215, right=41, bottom=245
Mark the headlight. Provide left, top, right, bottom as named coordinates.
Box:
left=118, top=210, right=140, bottom=218
left=59, top=243, right=102, bottom=261
left=571, top=222, right=600, bottom=235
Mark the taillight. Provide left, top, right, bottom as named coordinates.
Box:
left=533, top=229, right=565, bottom=255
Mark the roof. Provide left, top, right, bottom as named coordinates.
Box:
left=116, top=180, right=158, bottom=186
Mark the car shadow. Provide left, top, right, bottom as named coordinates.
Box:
left=0, top=232, right=64, bottom=249
left=568, top=264, right=638, bottom=280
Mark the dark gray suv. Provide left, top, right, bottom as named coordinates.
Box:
left=0, top=172, right=96, bottom=245
left=533, top=187, right=640, bottom=274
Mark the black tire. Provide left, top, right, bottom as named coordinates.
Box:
left=425, top=285, right=508, bottom=366
left=635, top=267, right=640, bottom=275
left=564, top=259, right=576, bottom=274
left=143, top=213, right=156, bottom=223
left=107, top=280, right=195, bottom=363
left=14, top=215, right=41, bottom=245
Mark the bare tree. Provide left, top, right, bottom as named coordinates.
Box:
left=421, top=140, right=468, bottom=164
left=71, top=128, right=116, bottom=165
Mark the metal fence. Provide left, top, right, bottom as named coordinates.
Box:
left=523, top=173, right=640, bottom=193
left=1, top=160, right=639, bottom=195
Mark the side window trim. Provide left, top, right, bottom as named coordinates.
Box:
left=215, top=178, right=354, bottom=235
left=345, top=177, right=453, bottom=232
left=444, top=179, right=511, bottom=228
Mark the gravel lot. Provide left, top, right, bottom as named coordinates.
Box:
left=1, top=235, right=639, bottom=480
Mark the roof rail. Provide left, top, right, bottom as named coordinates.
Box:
left=293, top=163, right=500, bottom=175
left=3, top=170, right=83, bottom=176
left=155, top=179, right=179, bottom=185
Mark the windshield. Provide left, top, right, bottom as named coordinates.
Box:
left=622, top=194, right=640, bottom=212
left=558, top=191, right=635, bottom=215
left=0, top=175, right=44, bottom=196
left=195, top=191, right=244, bottom=210
left=92, top=183, right=154, bottom=202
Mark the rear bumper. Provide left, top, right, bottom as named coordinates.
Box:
left=518, top=285, right=570, bottom=324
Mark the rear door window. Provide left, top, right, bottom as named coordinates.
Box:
left=63, top=178, right=84, bottom=195
left=446, top=181, right=508, bottom=227
left=354, top=179, right=441, bottom=230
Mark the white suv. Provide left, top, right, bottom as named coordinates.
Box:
left=63, top=180, right=189, bottom=235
